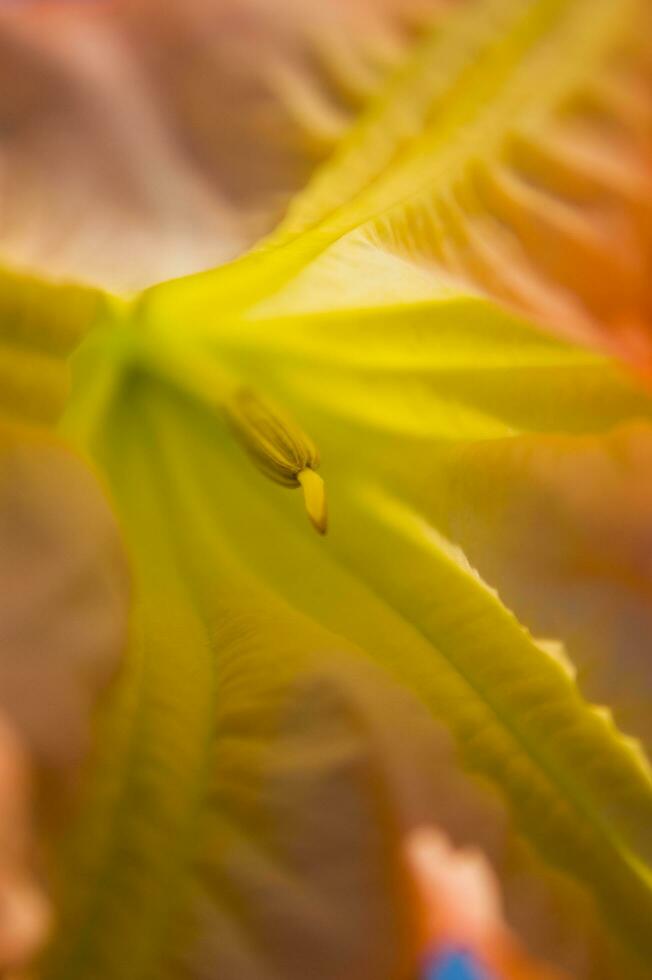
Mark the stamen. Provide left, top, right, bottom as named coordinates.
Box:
left=226, top=387, right=328, bottom=534
left=298, top=467, right=328, bottom=536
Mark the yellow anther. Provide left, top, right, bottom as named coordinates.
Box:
left=226, top=387, right=327, bottom=534
left=298, top=467, right=328, bottom=536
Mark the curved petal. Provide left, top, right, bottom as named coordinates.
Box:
left=43, top=386, right=476, bottom=980
left=150, top=0, right=652, bottom=366
left=0, top=0, right=441, bottom=290
left=50, top=368, right=652, bottom=979
left=412, top=424, right=652, bottom=752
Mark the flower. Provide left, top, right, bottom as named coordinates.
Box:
left=1, top=1, right=651, bottom=979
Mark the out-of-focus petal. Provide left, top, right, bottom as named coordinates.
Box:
left=0, top=716, right=50, bottom=974
left=197, top=0, right=650, bottom=368
left=407, top=827, right=566, bottom=980
left=0, top=259, right=127, bottom=974
left=0, top=425, right=129, bottom=772
left=414, top=424, right=652, bottom=755
left=0, top=263, right=109, bottom=430
left=0, top=0, right=442, bottom=290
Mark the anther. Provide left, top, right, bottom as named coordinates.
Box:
left=297, top=467, right=328, bottom=535
left=226, top=387, right=328, bottom=534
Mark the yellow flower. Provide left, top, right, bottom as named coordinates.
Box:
left=1, top=1, right=652, bottom=978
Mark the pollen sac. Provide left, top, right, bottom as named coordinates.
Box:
left=226, top=387, right=327, bottom=534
